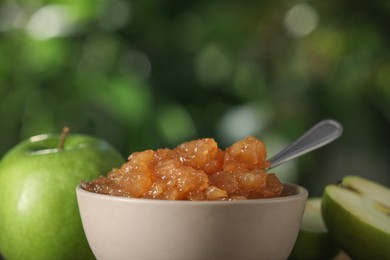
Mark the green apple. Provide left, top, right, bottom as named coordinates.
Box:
left=289, top=197, right=340, bottom=260
left=322, top=175, right=390, bottom=260
left=0, top=128, right=125, bottom=260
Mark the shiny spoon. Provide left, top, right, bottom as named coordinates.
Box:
left=267, top=119, right=343, bottom=170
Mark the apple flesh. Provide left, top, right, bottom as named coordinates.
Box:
left=289, top=197, right=340, bottom=260
left=322, top=175, right=390, bottom=260
left=0, top=132, right=125, bottom=260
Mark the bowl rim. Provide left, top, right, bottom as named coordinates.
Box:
left=76, top=182, right=308, bottom=205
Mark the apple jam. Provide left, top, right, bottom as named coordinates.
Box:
left=82, top=136, right=283, bottom=200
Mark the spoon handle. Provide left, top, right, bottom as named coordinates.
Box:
left=267, top=119, right=343, bottom=169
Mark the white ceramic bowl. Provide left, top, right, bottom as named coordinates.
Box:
left=76, top=183, right=308, bottom=260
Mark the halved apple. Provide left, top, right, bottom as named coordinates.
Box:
left=322, top=175, right=390, bottom=260
left=289, top=197, right=340, bottom=260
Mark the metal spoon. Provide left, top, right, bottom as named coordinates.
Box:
left=267, top=119, right=343, bottom=170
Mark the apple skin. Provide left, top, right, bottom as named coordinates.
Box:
left=0, top=133, right=125, bottom=260
left=289, top=197, right=340, bottom=260
left=322, top=176, right=390, bottom=260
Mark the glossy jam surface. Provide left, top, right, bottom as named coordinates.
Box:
left=82, top=136, right=283, bottom=200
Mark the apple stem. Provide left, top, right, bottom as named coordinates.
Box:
left=58, top=126, right=70, bottom=151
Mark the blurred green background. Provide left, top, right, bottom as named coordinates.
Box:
left=1, top=0, right=389, bottom=196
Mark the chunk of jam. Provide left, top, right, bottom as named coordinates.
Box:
left=82, top=136, right=283, bottom=200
